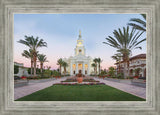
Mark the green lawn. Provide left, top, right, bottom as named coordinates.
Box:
left=16, top=85, right=145, bottom=101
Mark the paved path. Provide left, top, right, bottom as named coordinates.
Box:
left=14, top=77, right=67, bottom=100
left=94, top=77, right=146, bottom=99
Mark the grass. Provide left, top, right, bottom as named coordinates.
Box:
left=16, top=85, right=145, bottom=101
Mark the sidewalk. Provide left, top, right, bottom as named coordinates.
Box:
left=14, top=77, right=67, bottom=100
left=94, top=77, right=146, bottom=99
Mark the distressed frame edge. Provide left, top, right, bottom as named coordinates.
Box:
left=0, top=0, right=159, bottom=115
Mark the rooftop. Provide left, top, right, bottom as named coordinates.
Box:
left=130, top=54, right=146, bottom=60
left=114, top=53, right=146, bottom=65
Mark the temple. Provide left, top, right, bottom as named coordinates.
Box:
left=61, top=30, right=97, bottom=75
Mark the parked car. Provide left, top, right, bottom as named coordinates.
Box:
left=14, top=76, right=21, bottom=80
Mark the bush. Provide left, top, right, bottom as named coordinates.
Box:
left=14, top=65, right=19, bottom=74
left=116, top=73, right=124, bottom=79
left=27, top=76, right=51, bottom=80
left=52, top=70, right=61, bottom=77
left=108, top=67, right=115, bottom=77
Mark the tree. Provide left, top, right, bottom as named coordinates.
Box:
left=100, top=69, right=107, bottom=76
left=18, top=36, right=47, bottom=76
left=14, top=65, right=19, bottom=74
left=62, top=61, right=68, bottom=76
left=22, top=49, right=34, bottom=76
left=38, top=54, right=48, bottom=73
left=52, top=70, right=61, bottom=77
left=96, top=58, right=102, bottom=75
left=111, top=53, right=122, bottom=73
left=108, top=67, right=115, bottom=77
left=103, top=26, right=146, bottom=78
left=93, top=58, right=98, bottom=75
left=134, top=68, right=142, bottom=76
left=91, top=63, right=97, bottom=75
left=57, top=58, right=63, bottom=75
left=128, top=14, right=146, bottom=32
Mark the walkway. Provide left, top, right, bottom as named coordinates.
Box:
left=14, top=77, right=67, bottom=100
left=94, top=77, right=146, bottom=99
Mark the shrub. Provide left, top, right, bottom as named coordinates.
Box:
left=52, top=70, right=61, bottom=77
left=27, top=76, right=51, bottom=80
left=43, top=69, right=52, bottom=77
left=108, top=67, right=115, bottom=77
left=14, top=65, right=19, bottom=74
left=117, top=73, right=124, bottom=79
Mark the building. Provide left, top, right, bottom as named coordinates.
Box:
left=61, top=30, right=97, bottom=76
left=14, top=62, right=29, bottom=77
left=115, top=54, right=146, bottom=78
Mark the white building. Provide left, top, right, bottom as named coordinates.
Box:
left=61, top=31, right=97, bottom=76
left=14, top=62, right=29, bottom=77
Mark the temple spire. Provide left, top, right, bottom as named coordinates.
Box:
left=79, top=30, right=82, bottom=38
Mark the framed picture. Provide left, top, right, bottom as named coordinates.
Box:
left=0, top=0, right=160, bottom=115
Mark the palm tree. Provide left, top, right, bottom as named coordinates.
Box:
left=108, top=67, right=115, bottom=77
left=62, top=61, right=68, bottom=76
left=103, top=26, right=146, bottom=78
left=57, top=58, right=63, bottom=75
left=18, top=35, right=47, bottom=76
left=96, top=58, right=102, bottom=75
left=111, top=53, right=122, bottom=74
left=22, top=49, right=34, bottom=76
left=91, top=63, right=97, bottom=75
left=93, top=58, right=98, bottom=75
left=38, top=54, right=48, bottom=73
left=128, top=14, right=146, bottom=32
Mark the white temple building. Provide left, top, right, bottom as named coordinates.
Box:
left=61, top=30, right=97, bottom=75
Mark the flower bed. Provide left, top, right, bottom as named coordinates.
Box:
left=21, top=76, right=27, bottom=80
left=61, top=79, right=99, bottom=82
left=53, top=82, right=105, bottom=85
left=62, top=76, right=99, bottom=82
left=27, top=76, right=51, bottom=80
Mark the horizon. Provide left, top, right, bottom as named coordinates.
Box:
left=14, top=14, right=146, bottom=70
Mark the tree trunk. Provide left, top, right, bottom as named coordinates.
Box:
left=124, top=61, right=129, bottom=79
left=123, top=62, right=126, bottom=78
left=60, top=65, right=61, bottom=75
left=40, top=63, right=43, bottom=73
left=33, top=56, right=37, bottom=76
left=118, top=62, right=120, bottom=73
left=31, top=60, right=33, bottom=76
left=123, top=53, right=129, bottom=78
left=95, top=65, right=97, bottom=75
left=99, top=64, right=100, bottom=75
left=64, top=67, right=66, bottom=76
left=127, top=60, right=130, bottom=78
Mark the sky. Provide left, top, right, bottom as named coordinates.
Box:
left=14, top=14, right=146, bottom=70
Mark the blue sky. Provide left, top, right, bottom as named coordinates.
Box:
left=14, top=14, right=146, bottom=69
